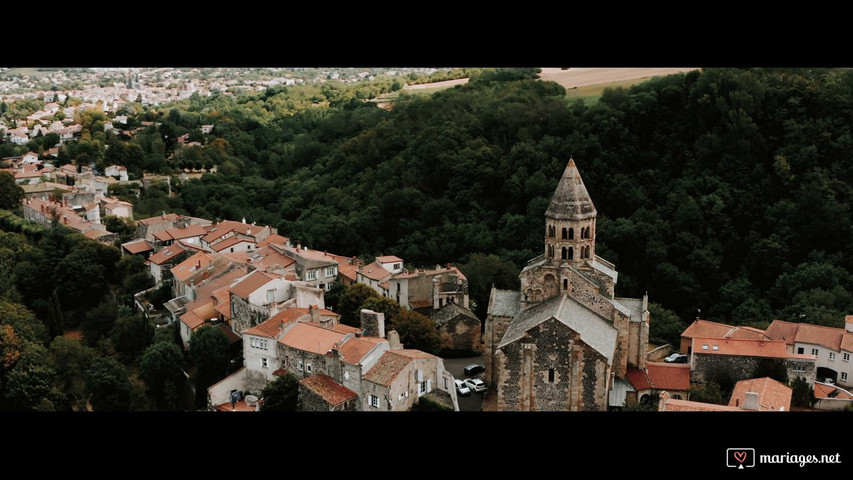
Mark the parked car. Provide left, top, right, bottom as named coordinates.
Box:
left=455, top=379, right=471, bottom=396
left=464, top=378, right=486, bottom=393
left=664, top=353, right=688, bottom=363
left=464, top=364, right=485, bottom=376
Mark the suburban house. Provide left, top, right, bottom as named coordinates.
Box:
left=625, top=361, right=691, bottom=404
left=689, top=336, right=816, bottom=386
left=765, top=317, right=853, bottom=388
left=679, top=318, right=772, bottom=354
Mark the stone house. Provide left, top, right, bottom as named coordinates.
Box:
left=765, top=317, right=853, bottom=388
left=431, top=302, right=482, bottom=355
left=120, top=239, right=154, bottom=258
left=152, top=223, right=210, bottom=247
left=680, top=319, right=772, bottom=354
left=485, top=158, right=650, bottom=411
left=362, top=349, right=454, bottom=411
left=275, top=244, right=340, bottom=291
left=298, top=374, right=359, bottom=411
left=689, top=336, right=816, bottom=387
left=200, top=219, right=274, bottom=252
left=625, top=361, right=691, bottom=404
left=134, top=212, right=212, bottom=243
left=148, top=243, right=192, bottom=285
left=229, top=270, right=325, bottom=335
left=387, top=265, right=469, bottom=311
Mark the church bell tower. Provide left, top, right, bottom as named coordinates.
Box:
left=543, top=157, right=597, bottom=266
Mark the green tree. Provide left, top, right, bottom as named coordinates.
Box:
left=189, top=325, right=231, bottom=407
left=81, top=302, right=118, bottom=346
left=139, top=341, right=185, bottom=409
left=689, top=381, right=725, bottom=405
left=3, top=342, right=64, bottom=411
left=392, top=309, right=441, bottom=354
left=337, top=283, right=380, bottom=327
left=0, top=300, right=45, bottom=343
left=110, top=312, right=152, bottom=361
left=260, top=372, right=299, bottom=411
left=648, top=302, right=684, bottom=347
left=790, top=376, right=815, bottom=408
left=48, top=336, right=95, bottom=410
left=459, top=253, right=520, bottom=319
left=0, top=172, right=24, bottom=210
left=85, top=357, right=132, bottom=411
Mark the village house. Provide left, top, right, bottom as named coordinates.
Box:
left=357, top=255, right=404, bottom=296
left=229, top=270, right=298, bottom=334
left=177, top=267, right=250, bottom=347
left=222, top=245, right=297, bottom=276
left=134, top=212, right=212, bottom=242
left=148, top=242, right=192, bottom=284
left=21, top=197, right=116, bottom=244
left=120, top=239, right=154, bottom=258
left=199, top=219, right=275, bottom=253
left=298, top=374, right=359, bottom=411
left=485, top=158, right=651, bottom=411
left=276, top=244, right=341, bottom=291
left=765, top=317, right=853, bottom=388
left=689, top=336, right=816, bottom=386
left=679, top=319, right=772, bottom=354
left=100, top=197, right=133, bottom=220
left=104, top=165, right=129, bottom=181
left=431, top=301, right=482, bottom=354
left=625, top=361, right=691, bottom=404
left=152, top=223, right=210, bottom=247
left=658, top=377, right=792, bottom=412
left=813, top=380, right=853, bottom=410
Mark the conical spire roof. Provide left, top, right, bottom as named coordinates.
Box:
left=545, top=157, right=597, bottom=220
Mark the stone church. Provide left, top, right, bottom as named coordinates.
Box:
left=484, top=158, right=650, bottom=411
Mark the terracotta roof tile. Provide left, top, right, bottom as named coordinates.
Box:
left=210, top=235, right=254, bottom=252
left=390, top=349, right=438, bottom=360
left=330, top=323, right=361, bottom=334
left=662, top=399, right=744, bottom=412
left=137, top=213, right=180, bottom=225
left=148, top=243, right=188, bottom=266
left=121, top=239, right=153, bottom=254
left=170, top=251, right=211, bottom=280
left=213, top=286, right=231, bottom=318
left=228, top=270, right=278, bottom=300
left=193, top=267, right=249, bottom=303
left=257, top=234, right=289, bottom=248
left=363, top=351, right=413, bottom=387
left=339, top=337, right=381, bottom=365
left=279, top=323, right=345, bottom=355
left=223, top=246, right=296, bottom=272
left=202, top=220, right=266, bottom=244
left=765, top=320, right=800, bottom=346
left=626, top=367, right=652, bottom=391
left=299, top=374, right=358, bottom=406
left=376, top=255, right=403, bottom=264
left=359, top=261, right=391, bottom=282
left=645, top=362, right=691, bottom=391
left=180, top=310, right=204, bottom=330
left=814, top=382, right=853, bottom=400
left=243, top=309, right=303, bottom=338
left=337, top=263, right=359, bottom=282
left=841, top=334, right=853, bottom=353
left=681, top=319, right=771, bottom=342
left=691, top=337, right=793, bottom=359
left=766, top=320, right=847, bottom=351
left=728, top=377, right=792, bottom=411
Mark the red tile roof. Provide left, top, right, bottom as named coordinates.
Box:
left=626, top=367, right=652, bottom=390
left=121, top=239, right=154, bottom=254
left=180, top=310, right=205, bottom=330
left=171, top=252, right=212, bottom=281
left=299, top=374, right=358, bottom=406
left=359, top=261, right=391, bottom=282
left=841, top=335, right=853, bottom=353
left=243, top=309, right=301, bottom=339
left=766, top=320, right=851, bottom=351
left=814, top=382, right=853, bottom=400
left=201, top=220, right=265, bottom=243
left=165, top=223, right=210, bottom=240
left=137, top=213, right=180, bottom=225
left=210, top=235, right=254, bottom=252
left=661, top=399, right=744, bottom=412
left=391, top=349, right=439, bottom=360
left=213, top=286, right=231, bottom=318
left=215, top=398, right=257, bottom=412
left=691, top=337, right=793, bottom=359
left=257, top=234, right=289, bottom=248
left=223, top=246, right=296, bottom=272
left=329, top=323, right=361, bottom=334
left=363, top=351, right=413, bottom=387
left=228, top=270, right=279, bottom=300
left=279, top=323, right=345, bottom=355
left=646, top=362, right=690, bottom=391
left=193, top=267, right=249, bottom=304
left=376, top=255, right=403, bottom=264
left=728, top=377, right=792, bottom=411
left=337, top=262, right=359, bottom=282
left=339, top=337, right=381, bottom=365
left=681, top=319, right=771, bottom=342
left=148, top=243, right=188, bottom=266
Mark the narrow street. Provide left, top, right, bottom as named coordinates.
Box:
left=442, top=355, right=485, bottom=412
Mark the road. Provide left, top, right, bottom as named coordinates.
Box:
left=443, top=355, right=485, bottom=411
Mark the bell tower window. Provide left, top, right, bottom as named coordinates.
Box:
left=569, top=228, right=574, bottom=240
left=562, top=228, right=568, bottom=240
left=561, top=247, right=567, bottom=260
left=568, top=246, right=573, bottom=260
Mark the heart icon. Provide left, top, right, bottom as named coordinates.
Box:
left=734, top=451, right=747, bottom=463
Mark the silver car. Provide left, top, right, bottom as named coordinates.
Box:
left=464, top=378, right=486, bottom=393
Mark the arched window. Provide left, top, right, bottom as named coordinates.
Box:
left=548, top=244, right=554, bottom=258
left=548, top=225, right=555, bottom=238
left=563, top=279, right=568, bottom=290
left=562, top=228, right=567, bottom=240
left=568, top=246, right=573, bottom=260
left=561, top=247, right=567, bottom=260
left=569, top=228, right=574, bottom=240
left=548, top=368, right=555, bottom=383
left=586, top=246, right=591, bottom=258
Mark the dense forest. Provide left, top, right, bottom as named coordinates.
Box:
left=5, top=67, right=853, bottom=359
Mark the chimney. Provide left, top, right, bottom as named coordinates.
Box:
left=742, top=391, right=760, bottom=411
left=196, top=260, right=201, bottom=269
left=242, top=217, right=246, bottom=224
left=360, top=309, right=385, bottom=339
left=310, top=305, right=320, bottom=323
left=387, top=330, right=402, bottom=349
left=657, top=391, right=670, bottom=411
left=846, top=315, right=853, bottom=333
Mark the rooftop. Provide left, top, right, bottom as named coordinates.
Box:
left=171, top=252, right=213, bottom=282
left=544, top=158, right=596, bottom=221
left=363, top=350, right=414, bottom=387
left=148, top=243, right=187, bottom=266
left=682, top=319, right=771, bottom=342
left=359, top=261, right=392, bottom=282
left=690, top=337, right=798, bottom=359
left=279, top=323, right=345, bottom=355
left=766, top=319, right=852, bottom=352
left=376, top=255, right=403, bottom=264
left=299, top=374, right=358, bottom=406
left=487, top=288, right=522, bottom=318
left=228, top=270, right=279, bottom=300
left=728, top=377, right=792, bottom=411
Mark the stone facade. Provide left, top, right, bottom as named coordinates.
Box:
left=432, top=302, right=482, bottom=355
left=691, top=353, right=816, bottom=387
left=495, top=317, right=609, bottom=411
left=230, top=294, right=271, bottom=335
left=486, top=158, right=649, bottom=411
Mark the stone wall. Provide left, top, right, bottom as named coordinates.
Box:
left=298, top=383, right=358, bottom=412
left=692, top=353, right=816, bottom=386
left=495, top=317, right=609, bottom=411
left=278, top=343, right=328, bottom=380
left=438, top=313, right=482, bottom=354
left=230, top=294, right=270, bottom=335
left=484, top=314, right=513, bottom=387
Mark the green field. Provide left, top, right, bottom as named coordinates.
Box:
left=563, top=78, right=651, bottom=105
